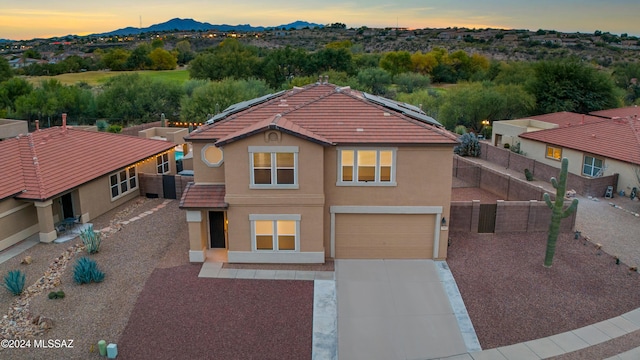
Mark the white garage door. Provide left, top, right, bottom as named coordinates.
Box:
left=334, top=213, right=435, bottom=259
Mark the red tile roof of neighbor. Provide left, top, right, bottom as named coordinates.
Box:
left=0, top=126, right=176, bottom=201
left=519, top=116, right=640, bottom=165
left=186, top=83, right=458, bottom=146
left=179, top=183, right=227, bottom=209
left=589, top=106, right=640, bottom=119
left=523, top=111, right=604, bottom=126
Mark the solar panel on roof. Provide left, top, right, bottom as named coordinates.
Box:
left=205, top=90, right=287, bottom=125
left=363, top=92, right=442, bottom=127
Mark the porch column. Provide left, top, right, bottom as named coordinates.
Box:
left=186, top=210, right=206, bottom=262
left=34, top=200, right=57, bottom=243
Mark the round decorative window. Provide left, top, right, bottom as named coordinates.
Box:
left=202, top=144, right=223, bottom=167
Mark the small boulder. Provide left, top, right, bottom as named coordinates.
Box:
left=20, top=256, right=32, bottom=265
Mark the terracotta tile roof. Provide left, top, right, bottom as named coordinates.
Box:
left=589, top=106, right=640, bottom=120
left=522, top=111, right=603, bottom=126
left=186, top=83, right=458, bottom=146
left=179, top=183, right=227, bottom=209
left=1, top=126, right=176, bottom=201
left=519, top=117, right=640, bottom=165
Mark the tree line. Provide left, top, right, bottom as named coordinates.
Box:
left=1, top=37, right=639, bottom=131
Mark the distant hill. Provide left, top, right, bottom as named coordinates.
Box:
left=93, top=18, right=323, bottom=37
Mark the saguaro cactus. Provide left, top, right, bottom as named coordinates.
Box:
left=543, top=158, right=579, bottom=267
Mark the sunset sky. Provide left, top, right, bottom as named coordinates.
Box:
left=2, top=0, right=639, bottom=40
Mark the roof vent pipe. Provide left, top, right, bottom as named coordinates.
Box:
left=62, top=113, right=67, bottom=129
left=324, top=75, right=329, bottom=84
left=35, top=120, right=39, bottom=131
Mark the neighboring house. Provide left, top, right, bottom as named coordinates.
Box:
left=0, top=116, right=177, bottom=251
left=492, top=108, right=640, bottom=194
left=179, top=82, right=458, bottom=264
left=0, top=118, right=28, bottom=140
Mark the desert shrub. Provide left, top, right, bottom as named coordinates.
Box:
left=454, top=125, right=467, bottom=135
left=503, top=143, right=511, bottom=149
left=524, top=168, right=534, bottom=181
left=73, top=257, right=105, bottom=285
left=482, top=125, right=492, bottom=139
left=80, top=225, right=101, bottom=254
left=510, top=141, right=524, bottom=155
left=454, top=132, right=481, bottom=157
left=106, top=124, right=122, bottom=133
left=3, top=270, right=26, bottom=296
left=96, top=120, right=108, bottom=131
left=48, top=290, right=65, bottom=299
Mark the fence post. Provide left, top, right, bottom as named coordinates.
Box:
left=471, top=200, right=480, bottom=233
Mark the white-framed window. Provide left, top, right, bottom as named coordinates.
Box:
left=250, top=214, right=300, bottom=252
left=337, top=148, right=397, bottom=186
left=156, top=153, right=169, bottom=174
left=249, top=146, right=298, bottom=189
left=110, top=167, right=137, bottom=200
left=546, top=145, right=562, bottom=160
left=583, top=155, right=604, bottom=177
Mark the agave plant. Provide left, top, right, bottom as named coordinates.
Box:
left=4, top=270, right=26, bottom=296
left=79, top=225, right=102, bottom=254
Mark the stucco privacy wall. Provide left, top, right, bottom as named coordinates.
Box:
left=477, top=143, right=619, bottom=197
left=0, top=198, right=38, bottom=251
left=449, top=200, right=576, bottom=233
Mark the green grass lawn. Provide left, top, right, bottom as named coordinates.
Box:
left=26, top=69, right=190, bottom=87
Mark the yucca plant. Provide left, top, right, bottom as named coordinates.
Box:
left=80, top=225, right=101, bottom=254
left=4, top=270, right=26, bottom=296
left=73, top=257, right=105, bottom=285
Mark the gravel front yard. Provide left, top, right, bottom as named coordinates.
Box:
left=447, top=231, right=640, bottom=349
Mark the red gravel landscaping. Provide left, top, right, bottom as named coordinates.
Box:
left=447, top=231, right=640, bottom=349
left=118, top=264, right=314, bottom=360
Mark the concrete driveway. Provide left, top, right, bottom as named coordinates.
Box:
left=336, top=259, right=477, bottom=360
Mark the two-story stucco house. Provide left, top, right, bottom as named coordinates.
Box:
left=179, top=82, right=458, bottom=264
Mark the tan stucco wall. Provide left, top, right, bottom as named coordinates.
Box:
left=323, top=145, right=454, bottom=259
left=226, top=205, right=324, bottom=253
left=191, top=142, right=226, bottom=184
left=0, top=198, right=38, bottom=250
left=519, top=138, right=640, bottom=192
left=77, top=173, right=141, bottom=221
left=222, top=132, right=326, bottom=254
left=492, top=119, right=558, bottom=147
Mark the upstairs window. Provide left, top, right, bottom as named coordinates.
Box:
left=338, top=148, right=396, bottom=186
left=249, top=146, right=298, bottom=189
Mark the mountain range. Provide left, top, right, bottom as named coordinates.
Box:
left=92, top=18, right=323, bottom=37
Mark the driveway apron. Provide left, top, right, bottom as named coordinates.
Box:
left=336, top=259, right=468, bottom=360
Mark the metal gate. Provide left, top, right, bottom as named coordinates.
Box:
left=478, top=203, right=497, bottom=233
left=162, top=175, right=176, bottom=199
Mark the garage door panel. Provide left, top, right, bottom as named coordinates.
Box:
left=335, top=214, right=435, bottom=259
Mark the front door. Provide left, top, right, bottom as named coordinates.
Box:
left=208, top=211, right=226, bottom=248
left=61, top=193, right=74, bottom=219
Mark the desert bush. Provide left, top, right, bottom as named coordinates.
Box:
left=454, top=125, right=467, bottom=135
left=96, top=120, right=108, bottom=131
left=3, top=270, right=26, bottom=296
left=106, top=124, right=122, bottom=133
left=48, top=290, right=65, bottom=299
left=454, top=132, right=481, bottom=157
left=73, top=257, right=105, bottom=285
left=524, top=168, right=534, bottom=181
left=80, top=225, right=101, bottom=254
